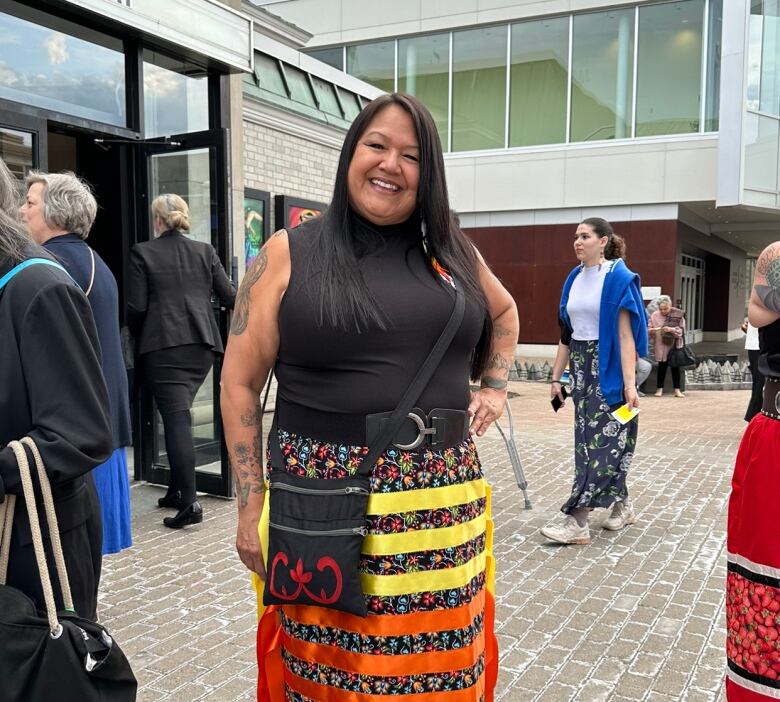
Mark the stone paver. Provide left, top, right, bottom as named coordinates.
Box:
left=100, top=382, right=741, bottom=700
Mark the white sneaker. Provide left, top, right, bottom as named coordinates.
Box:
left=540, top=515, right=591, bottom=545
left=603, top=499, right=636, bottom=531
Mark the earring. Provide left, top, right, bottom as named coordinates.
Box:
left=598, top=249, right=605, bottom=271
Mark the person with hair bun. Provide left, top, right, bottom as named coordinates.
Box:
left=128, top=193, right=236, bottom=529
left=542, top=217, right=648, bottom=545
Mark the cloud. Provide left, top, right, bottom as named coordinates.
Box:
left=43, top=32, right=69, bottom=65
left=0, top=61, right=19, bottom=86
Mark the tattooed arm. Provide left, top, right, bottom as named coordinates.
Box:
left=749, top=242, right=780, bottom=329
left=220, top=230, right=290, bottom=578
left=468, top=246, right=519, bottom=437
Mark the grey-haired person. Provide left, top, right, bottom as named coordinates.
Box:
left=21, top=171, right=132, bottom=555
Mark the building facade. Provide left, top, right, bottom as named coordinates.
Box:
left=258, top=0, right=780, bottom=354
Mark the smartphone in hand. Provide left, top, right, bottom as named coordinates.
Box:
left=551, top=385, right=569, bottom=412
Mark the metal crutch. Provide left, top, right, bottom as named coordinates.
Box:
left=493, top=398, right=532, bottom=509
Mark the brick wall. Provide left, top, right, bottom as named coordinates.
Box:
left=243, top=120, right=341, bottom=232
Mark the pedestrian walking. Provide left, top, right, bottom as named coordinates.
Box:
left=542, top=217, right=647, bottom=545
left=727, top=240, right=780, bottom=699
left=742, top=319, right=763, bottom=422
left=221, top=93, right=516, bottom=700
left=648, top=295, right=686, bottom=398
left=0, top=157, right=112, bottom=618
left=20, top=171, right=133, bottom=555
left=128, top=193, right=235, bottom=528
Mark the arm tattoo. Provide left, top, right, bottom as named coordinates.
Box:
left=230, top=433, right=264, bottom=509
left=240, top=405, right=262, bottom=428
left=486, top=352, right=511, bottom=376
left=493, top=325, right=514, bottom=339
left=230, top=249, right=268, bottom=336
left=755, top=243, right=780, bottom=313
left=480, top=375, right=508, bottom=390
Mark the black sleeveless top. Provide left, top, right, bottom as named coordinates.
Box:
left=275, top=213, right=485, bottom=419
left=759, top=317, right=780, bottom=378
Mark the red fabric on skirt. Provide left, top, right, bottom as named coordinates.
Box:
left=727, top=414, right=780, bottom=700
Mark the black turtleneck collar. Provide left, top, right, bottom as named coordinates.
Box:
left=350, top=209, right=421, bottom=239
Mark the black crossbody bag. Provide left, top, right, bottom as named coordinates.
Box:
left=262, top=278, right=465, bottom=617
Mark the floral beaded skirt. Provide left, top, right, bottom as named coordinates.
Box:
left=253, top=430, right=498, bottom=701
left=561, top=340, right=637, bottom=514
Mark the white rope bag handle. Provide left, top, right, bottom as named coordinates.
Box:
left=0, top=439, right=75, bottom=637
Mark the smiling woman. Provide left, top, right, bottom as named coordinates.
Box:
left=220, top=93, right=519, bottom=701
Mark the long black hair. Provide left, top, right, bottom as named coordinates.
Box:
left=312, top=93, right=492, bottom=380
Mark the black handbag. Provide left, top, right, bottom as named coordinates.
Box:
left=667, top=342, right=697, bottom=369
left=0, top=438, right=137, bottom=702
left=262, top=279, right=466, bottom=617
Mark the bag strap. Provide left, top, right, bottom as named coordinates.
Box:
left=3, top=438, right=75, bottom=636
left=0, top=494, right=14, bottom=584
left=269, top=279, right=466, bottom=477
left=0, top=258, right=70, bottom=292
left=84, top=247, right=96, bottom=298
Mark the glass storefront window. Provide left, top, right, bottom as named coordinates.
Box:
left=749, top=0, right=780, bottom=115
left=0, top=128, right=33, bottom=180
left=636, top=0, right=704, bottom=137
left=143, top=50, right=209, bottom=138
left=571, top=9, right=635, bottom=142
left=509, top=17, right=568, bottom=147
left=399, top=33, right=449, bottom=150
left=452, top=26, right=507, bottom=152
left=744, top=113, right=779, bottom=205
left=0, top=6, right=125, bottom=127
left=308, top=47, right=344, bottom=71
left=705, top=0, right=723, bottom=131
left=346, top=41, right=395, bottom=93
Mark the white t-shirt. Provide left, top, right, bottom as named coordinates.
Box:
left=745, top=322, right=760, bottom=351
left=567, top=262, right=611, bottom=340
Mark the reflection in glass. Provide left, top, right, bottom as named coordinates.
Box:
left=452, top=26, right=507, bottom=151
left=0, top=9, right=125, bottom=126
left=150, top=148, right=212, bottom=245
left=744, top=112, right=779, bottom=193
left=143, top=50, right=209, bottom=138
left=338, top=89, right=362, bottom=121
left=636, top=1, right=704, bottom=137
left=346, top=41, right=395, bottom=93
left=0, top=128, right=33, bottom=180
left=399, top=33, right=449, bottom=149
left=510, top=17, right=568, bottom=147
left=571, top=9, right=635, bottom=142
left=308, top=47, right=343, bottom=71
left=705, top=0, right=723, bottom=130
left=756, top=0, right=780, bottom=115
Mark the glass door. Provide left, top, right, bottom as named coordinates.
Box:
left=137, top=128, right=232, bottom=497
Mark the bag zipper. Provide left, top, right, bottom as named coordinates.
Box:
left=270, top=482, right=368, bottom=496
left=269, top=521, right=368, bottom=537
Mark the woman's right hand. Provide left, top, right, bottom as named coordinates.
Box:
left=236, top=513, right=266, bottom=580
left=550, top=380, right=565, bottom=404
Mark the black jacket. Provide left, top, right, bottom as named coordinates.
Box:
left=127, top=230, right=236, bottom=355
left=0, top=247, right=112, bottom=541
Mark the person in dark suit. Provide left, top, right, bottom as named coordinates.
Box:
left=0, top=157, right=112, bottom=619
left=128, top=193, right=235, bottom=528
left=20, top=170, right=133, bottom=556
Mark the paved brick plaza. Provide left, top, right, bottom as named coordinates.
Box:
left=100, top=382, right=740, bottom=701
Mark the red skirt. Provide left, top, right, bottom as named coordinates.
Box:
left=727, top=414, right=780, bottom=700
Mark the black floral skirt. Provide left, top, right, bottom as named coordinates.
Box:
left=562, top=340, right=638, bottom=513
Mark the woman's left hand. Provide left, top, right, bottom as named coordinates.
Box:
left=624, top=385, right=640, bottom=410
left=468, top=388, right=505, bottom=437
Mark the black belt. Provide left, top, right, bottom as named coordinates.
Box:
left=761, top=377, right=780, bottom=420
left=276, top=399, right=469, bottom=449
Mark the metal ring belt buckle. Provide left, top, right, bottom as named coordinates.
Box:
left=775, top=390, right=780, bottom=417
left=394, top=412, right=436, bottom=451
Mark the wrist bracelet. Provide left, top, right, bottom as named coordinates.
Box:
left=551, top=379, right=562, bottom=384
left=480, top=376, right=508, bottom=390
